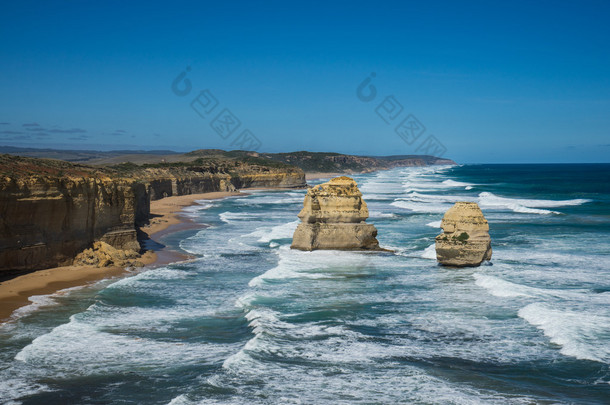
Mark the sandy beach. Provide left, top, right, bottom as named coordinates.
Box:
left=0, top=191, right=242, bottom=322
left=139, top=191, right=242, bottom=236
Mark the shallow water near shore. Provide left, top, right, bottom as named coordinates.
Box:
left=1, top=164, right=609, bottom=404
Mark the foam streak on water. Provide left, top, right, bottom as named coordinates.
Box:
left=1, top=164, right=609, bottom=404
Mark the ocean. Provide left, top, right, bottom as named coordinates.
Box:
left=1, top=164, right=609, bottom=404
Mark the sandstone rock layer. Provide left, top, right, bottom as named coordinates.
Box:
left=435, top=201, right=492, bottom=267
left=291, top=176, right=380, bottom=251
left=0, top=176, right=143, bottom=273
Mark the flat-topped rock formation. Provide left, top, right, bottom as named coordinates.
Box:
left=435, top=201, right=492, bottom=267
left=291, top=176, right=380, bottom=251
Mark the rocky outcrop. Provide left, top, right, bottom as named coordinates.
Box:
left=74, top=241, right=144, bottom=268
left=291, top=176, right=380, bottom=250
left=435, top=202, right=492, bottom=267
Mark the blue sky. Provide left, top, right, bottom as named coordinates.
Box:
left=1, top=0, right=609, bottom=163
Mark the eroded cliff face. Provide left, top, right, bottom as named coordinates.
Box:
left=0, top=154, right=306, bottom=275
left=0, top=175, right=141, bottom=273
left=133, top=164, right=305, bottom=200
left=230, top=169, right=306, bottom=189
left=138, top=168, right=236, bottom=201
left=435, top=201, right=492, bottom=267
left=291, top=176, right=380, bottom=251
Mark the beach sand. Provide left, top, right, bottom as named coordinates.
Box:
left=140, top=191, right=242, bottom=236
left=0, top=191, right=242, bottom=322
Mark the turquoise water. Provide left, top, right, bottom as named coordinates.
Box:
left=1, top=164, right=609, bottom=404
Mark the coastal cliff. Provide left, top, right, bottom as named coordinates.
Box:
left=0, top=157, right=142, bottom=274
left=117, top=158, right=306, bottom=199
left=291, top=176, right=381, bottom=250
left=0, top=154, right=306, bottom=275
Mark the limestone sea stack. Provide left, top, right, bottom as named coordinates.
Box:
left=435, top=201, right=492, bottom=267
left=291, top=176, right=380, bottom=251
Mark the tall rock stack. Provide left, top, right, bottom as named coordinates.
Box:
left=291, top=176, right=381, bottom=251
left=435, top=201, right=492, bottom=267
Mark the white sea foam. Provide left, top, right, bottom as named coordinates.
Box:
left=442, top=179, right=474, bottom=188
left=426, top=220, right=442, bottom=228
left=115, top=267, right=193, bottom=283
left=0, top=378, right=53, bottom=404
left=482, top=192, right=591, bottom=208
left=390, top=188, right=472, bottom=213
left=518, top=303, right=610, bottom=363
left=478, top=192, right=590, bottom=215
left=167, top=395, right=191, bottom=405
left=181, top=200, right=215, bottom=215
left=222, top=308, right=285, bottom=371
left=247, top=255, right=329, bottom=287
left=474, top=274, right=537, bottom=298
left=390, top=200, right=449, bottom=213
left=219, top=299, right=545, bottom=404
left=400, top=169, right=465, bottom=194
left=491, top=248, right=606, bottom=272
left=473, top=274, right=600, bottom=301
left=421, top=244, right=437, bottom=259
left=14, top=314, right=239, bottom=377
left=248, top=246, right=373, bottom=287
left=245, top=220, right=299, bottom=244
left=359, top=176, right=405, bottom=198
left=81, top=305, right=216, bottom=332
left=104, top=268, right=195, bottom=293
left=9, top=295, right=59, bottom=319
left=259, top=220, right=299, bottom=242
left=167, top=395, right=239, bottom=405
left=234, top=292, right=259, bottom=309
left=402, top=181, right=448, bottom=192
left=219, top=211, right=263, bottom=224
left=368, top=211, right=397, bottom=219
left=225, top=305, right=376, bottom=374
left=406, top=191, right=465, bottom=202
left=5, top=285, right=90, bottom=322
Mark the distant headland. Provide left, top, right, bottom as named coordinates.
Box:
left=0, top=146, right=455, bottom=171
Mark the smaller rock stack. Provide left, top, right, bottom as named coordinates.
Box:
left=435, top=201, right=492, bottom=267
left=291, top=176, right=380, bottom=251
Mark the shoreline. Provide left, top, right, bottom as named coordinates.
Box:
left=0, top=177, right=358, bottom=321
left=0, top=191, right=242, bottom=322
